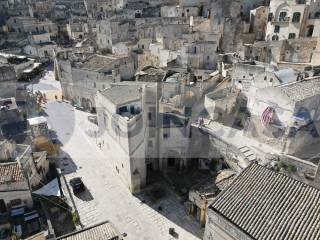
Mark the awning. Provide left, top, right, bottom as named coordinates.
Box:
left=33, top=178, right=61, bottom=197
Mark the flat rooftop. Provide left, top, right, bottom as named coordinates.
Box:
left=77, top=54, right=123, bottom=72
left=100, top=84, right=142, bottom=105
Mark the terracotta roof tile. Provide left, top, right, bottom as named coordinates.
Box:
left=0, top=162, right=25, bottom=184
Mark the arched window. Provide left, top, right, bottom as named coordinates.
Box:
left=292, top=12, right=301, bottom=22
left=288, top=33, right=296, bottom=39
left=279, top=11, right=287, bottom=21
left=272, top=35, right=279, bottom=41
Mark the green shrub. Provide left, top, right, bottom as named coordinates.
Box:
left=72, top=212, right=80, bottom=225
left=287, top=164, right=297, bottom=173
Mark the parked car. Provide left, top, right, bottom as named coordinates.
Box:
left=69, top=177, right=85, bottom=194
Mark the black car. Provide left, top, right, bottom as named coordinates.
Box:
left=69, top=177, right=85, bottom=194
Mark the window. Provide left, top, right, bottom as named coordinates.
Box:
left=288, top=33, right=296, bottom=39
left=279, top=12, right=287, bottom=21
left=148, top=112, right=152, bottom=120
left=272, top=35, right=279, bottom=41
left=268, top=13, right=273, bottom=22
left=270, top=78, right=273, bottom=83
left=93, top=82, right=96, bottom=88
left=163, top=133, right=168, bottom=139
left=274, top=25, right=280, bottom=33
left=292, top=12, right=301, bottom=22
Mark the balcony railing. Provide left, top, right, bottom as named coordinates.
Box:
left=272, top=16, right=290, bottom=23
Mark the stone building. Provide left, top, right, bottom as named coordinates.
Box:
left=0, top=162, right=33, bottom=211
left=0, top=52, right=36, bottom=79
left=55, top=51, right=135, bottom=111
left=6, top=16, right=58, bottom=37
left=209, top=0, right=267, bottom=53
left=0, top=140, right=50, bottom=189
left=245, top=77, right=320, bottom=156
left=84, top=0, right=127, bottom=18
left=204, top=163, right=320, bottom=240
left=96, top=19, right=129, bottom=50
left=0, top=65, right=16, bottom=99
left=23, top=31, right=57, bottom=61
left=188, top=170, right=236, bottom=226
left=96, top=83, right=146, bottom=193
left=266, top=0, right=320, bottom=41
left=244, top=37, right=319, bottom=68
left=96, top=67, right=219, bottom=192
left=179, top=41, right=218, bottom=70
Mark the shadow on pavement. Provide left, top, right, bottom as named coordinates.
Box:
left=58, top=150, right=78, bottom=175
left=134, top=181, right=203, bottom=239
left=75, top=189, right=94, bottom=202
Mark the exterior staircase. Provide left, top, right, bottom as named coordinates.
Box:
left=239, top=146, right=257, bottom=163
